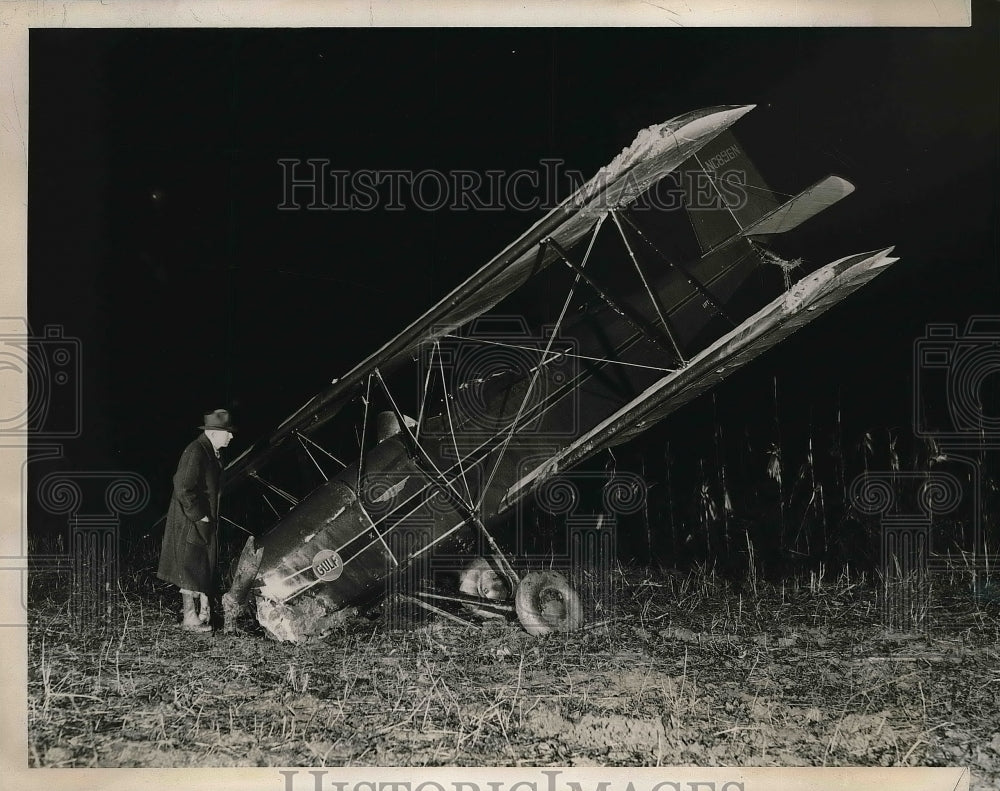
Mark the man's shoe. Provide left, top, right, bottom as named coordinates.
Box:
left=198, top=592, right=211, bottom=625
left=181, top=592, right=212, bottom=633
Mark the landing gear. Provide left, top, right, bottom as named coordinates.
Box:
left=514, top=570, right=584, bottom=635
left=407, top=558, right=586, bottom=636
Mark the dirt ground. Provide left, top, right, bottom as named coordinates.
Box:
left=25, top=565, right=1000, bottom=788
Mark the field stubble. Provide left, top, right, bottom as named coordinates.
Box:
left=25, top=563, right=1000, bottom=787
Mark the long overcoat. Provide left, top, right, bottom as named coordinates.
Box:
left=157, top=433, right=221, bottom=593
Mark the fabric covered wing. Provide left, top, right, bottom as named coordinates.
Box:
left=497, top=246, right=900, bottom=512
left=224, top=104, right=756, bottom=487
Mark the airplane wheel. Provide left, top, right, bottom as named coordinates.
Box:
left=458, top=557, right=512, bottom=619
left=515, top=571, right=584, bottom=635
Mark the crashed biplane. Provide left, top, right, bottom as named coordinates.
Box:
left=218, top=104, right=899, bottom=641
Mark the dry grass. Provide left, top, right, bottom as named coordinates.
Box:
left=25, top=560, right=1000, bottom=786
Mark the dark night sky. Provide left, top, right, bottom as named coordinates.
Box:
left=27, top=13, right=1000, bottom=531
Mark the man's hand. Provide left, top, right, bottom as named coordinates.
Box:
left=192, top=515, right=212, bottom=544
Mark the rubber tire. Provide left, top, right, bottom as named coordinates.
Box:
left=515, top=570, right=584, bottom=635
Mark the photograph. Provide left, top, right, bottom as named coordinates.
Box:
left=10, top=1, right=998, bottom=787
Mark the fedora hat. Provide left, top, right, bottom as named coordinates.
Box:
left=199, top=409, right=236, bottom=433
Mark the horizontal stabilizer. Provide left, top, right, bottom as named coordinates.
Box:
left=741, top=176, right=854, bottom=236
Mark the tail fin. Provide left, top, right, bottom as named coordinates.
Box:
left=679, top=130, right=780, bottom=253
left=678, top=131, right=853, bottom=254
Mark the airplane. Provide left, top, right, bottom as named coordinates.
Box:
left=216, top=104, right=900, bottom=642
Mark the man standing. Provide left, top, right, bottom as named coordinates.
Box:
left=157, top=409, right=235, bottom=632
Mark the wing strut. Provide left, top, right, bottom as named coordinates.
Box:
left=444, top=333, right=675, bottom=374
left=476, top=215, right=608, bottom=514
left=617, top=210, right=737, bottom=326
left=296, top=431, right=347, bottom=470
left=295, top=432, right=329, bottom=482
left=610, top=209, right=685, bottom=364
left=548, top=237, right=684, bottom=364
left=261, top=494, right=280, bottom=518
left=220, top=514, right=254, bottom=537
left=414, top=342, right=435, bottom=443
left=356, top=374, right=373, bottom=492
left=250, top=472, right=299, bottom=506
left=433, top=339, right=474, bottom=504
left=373, top=368, right=520, bottom=590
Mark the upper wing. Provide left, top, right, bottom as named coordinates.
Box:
left=223, top=104, right=756, bottom=488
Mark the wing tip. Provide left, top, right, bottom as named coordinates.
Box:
left=827, top=174, right=856, bottom=195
